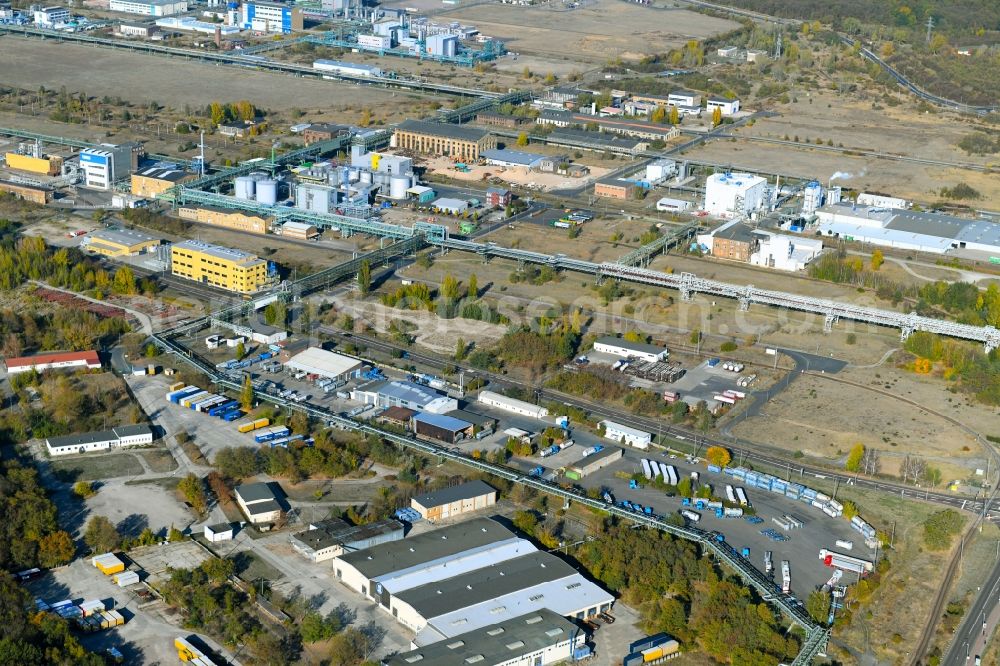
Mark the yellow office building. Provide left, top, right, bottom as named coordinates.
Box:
left=170, top=239, right=270, bottom=294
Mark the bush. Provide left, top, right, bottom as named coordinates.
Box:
left=73, top=481, right=97, bottom=499
left=719, top=341, right=738, bottom=352
left=923, top=509, right=965, bottom=550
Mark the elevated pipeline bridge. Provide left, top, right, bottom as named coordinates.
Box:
left=439, top=238, right=1000, bottom=352
left=0, top=25, right=495, bottom=98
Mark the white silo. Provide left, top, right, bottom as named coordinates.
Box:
left=256, top=179, right=278, bottom=205
left=389, top=174, right=411, bottom=199
left=234, top=176, right=255, bottom=200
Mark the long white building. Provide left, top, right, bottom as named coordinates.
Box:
left=816, top=202, right=1000, bottom=255
left=46, top=424, right=153, bottom=456
left=477, top=390, right=549, bottom=420
left=593, top=335, right=668, bottom=363
left=109, top=0, right=187, bottom=16
left=600, top=420, right=651, bottom=450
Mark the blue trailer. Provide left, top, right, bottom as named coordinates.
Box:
left=223, top=409, right=244, bottom=422
left=270, top=434, right=305, bottom=448
left=169, top=387, right=201, bottom=404
left=255, top=426, right=290, bottom=443
left=210, top=400, right=239, bottom=417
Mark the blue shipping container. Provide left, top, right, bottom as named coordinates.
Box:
left=707, top=464, right=722, bottom=474
left=223, top=410, right=244, bottom=421
left=169, top=387, right=201, bottom=404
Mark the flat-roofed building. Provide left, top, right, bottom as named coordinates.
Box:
left=600, top=420, right=651, bottom=450
left=410, top=480, right=497, bottom=521
left=594, top=178, right=636, bottom=200
left=170, top=239, right=269, bottom=294
left=284, top=347, right=362, bottom=381
left=566, top=446, right=623, bottom=479
left=383, top=609, right=585, bottom=666
left=109, top=0, right=186, bottom=16
left=291, top=518, right=404, bottom=563
left=117, top=21, right=159, bottom=37
left=82, top=227, right=160, bottom=257
left=390, top=550, right=614, bottom=643
left=333, top=517, right=530, bottom=600
left=393, top=119, right=497, bottom=162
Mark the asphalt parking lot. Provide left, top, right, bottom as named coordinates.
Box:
left=669, top=359, right=753, bottom=405
left=581, top=449, right=876, bottom=597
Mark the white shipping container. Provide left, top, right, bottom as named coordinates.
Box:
left=835, top=539, right=854, bottom=550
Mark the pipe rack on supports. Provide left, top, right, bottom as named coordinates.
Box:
left=0, top=25, right=495, bottom=98
left=437, top=238, right=1000, bottom=352
left=436, top=90, right=534, bottom=124
left=615, top=221, right=700, bottom=267
left=0, top=126, right=197, bottom=168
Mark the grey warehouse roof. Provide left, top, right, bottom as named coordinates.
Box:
left=572, top=446, right=623, bottom=469
left=383, top=608, right=580, bottom=666
left=339, top=517, right=515, bottom=579
left=89, top=227, right=159, bottom=246
left=373, top=381, right=446, bottom=407
left=595, top=335, right=666, bottom=356
left=712, top=222, right=760, bottom=244
left=394, top=551, right=577, bottom=619
left=294, top=518, right=402, bottom=551
left=481, top=148, right=546, bottom=166
left=413, top=412, right=472, bottom=433
left=46, top=423, right=152, bottom=449
left=236, top=481, right=279, bottom=503
left=412, top=480, right=497, bottom=509
left=396, top=119, right=491, bottom=143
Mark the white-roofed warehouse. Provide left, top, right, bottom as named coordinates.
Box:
left=331, top=517, right=613, bottom=648
left=285, top=347, right=362, bottom=381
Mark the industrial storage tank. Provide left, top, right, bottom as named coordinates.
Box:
left=234, top=176, right=255, bottom=200
left=389, top=175, right=411, bottom=199
left=256, top=179, right=278, bottom=205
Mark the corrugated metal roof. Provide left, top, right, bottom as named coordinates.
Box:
left=338, top=517, right=515, bottom=579
left=413, top=412, right=471, bottom=432
left=595, top=335, right=667, bottom=356
left=384, top=609, right=579, bottom=666
left=412, top=480, right=496, bottom=509
left=395, top=551, right=575, bottom=618
left=285, top=347, right=361, bottom=378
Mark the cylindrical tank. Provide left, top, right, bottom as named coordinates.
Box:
left=250, top=171, right=268, bottom=181
left=234, top=176, right=255, bottom=200
left=389, top=175, right=410, bottom=199
left=256, top=179, right=278, bottom=205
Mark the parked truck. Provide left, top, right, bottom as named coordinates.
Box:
left=679, top=509, right=701, bottom=522
left=640, top=458, right=652, bottom=480
left=255, top=426, right=290, bottom=443
left=764, top=551, right=773, bottom=575
left=725, top=484, right=737, bottom=504
left=665, top=465, right=679, bottom=486
left=734, top=487, right=749, bottom=506
left=781, top=560, right=791, bottom=593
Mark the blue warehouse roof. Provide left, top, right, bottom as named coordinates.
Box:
left=481, top=148, right=546, bottom=166
left=413, top=412, right=472, bottom=432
